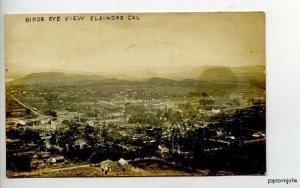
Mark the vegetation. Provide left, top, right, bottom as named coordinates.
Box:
left=6, top=69, right=266, bottom=176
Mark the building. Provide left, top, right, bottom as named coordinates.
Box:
left=48, top=156, right=65, bottom=164
left=118, top=158, right=128, bottom=167
left=158, top=145, right=169, bottom=153
left=74, top=139, right=88, bottom=149
left=100, top=159, right=120, bottom=174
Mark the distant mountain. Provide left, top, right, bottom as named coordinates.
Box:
left=145, top=77, right=207, bottom=87
left=103, top=65, right=265, bottom=82
left=6, top=64, right=266, bottom=82
left=10, top=72, right=106, bottom=85
left=200, top=67, right=237, bottom=84
left=9, top=72, right=203, bottom=87
left=9, top=65, right=265, bottom=86
left=198, top=65, right=265, bottom=84
left=231, top=65, right=265, bottom=83
left=146, top=77, right=177, bottom=85
left=178, top=79, right=201, bottom=87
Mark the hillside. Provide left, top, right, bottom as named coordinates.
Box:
left=10, top=72, right=106, bottom=85
left=200, top=67, right=237, bottom=84
left=8, top=64, right=265, bottom=86
left=146, top=77, right=177, bottom=85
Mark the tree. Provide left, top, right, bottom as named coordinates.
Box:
left=6, top=111, right=12, bottom=118
left=199, top=98, right=215, bottom=106
left=22, top=129, right=40, bottom=143
left=173, top=111, right=183, bottom=123
left=201, top=92, right=208, bottom=97
left=6, top=129, right=21, bottom=139
left=83, top=124, right=102, bottom=147
left=45, top=110, right=57, bottom=117
left=57, top=122, right=80, bottom=146
left=25, top=108, right=32, bottom=115
left=101, top=126, right=109, bottom=143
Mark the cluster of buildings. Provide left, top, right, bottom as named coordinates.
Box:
left=99, top=158, right=128, bottom=174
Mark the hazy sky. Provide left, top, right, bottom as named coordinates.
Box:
left=6, top=12, right=265, bottom=76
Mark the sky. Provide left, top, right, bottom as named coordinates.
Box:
left=5, top=12, right=265, bottom=77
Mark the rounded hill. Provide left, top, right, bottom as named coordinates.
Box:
left=200, top=66, right=237, bottom=84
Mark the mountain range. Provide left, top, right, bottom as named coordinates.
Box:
left=7, top=65, right=265, bottom=86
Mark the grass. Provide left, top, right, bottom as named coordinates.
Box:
left=7, top=163, right=196, bottom=177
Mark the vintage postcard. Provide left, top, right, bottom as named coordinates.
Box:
left=5, top=12, right=266, bottom=177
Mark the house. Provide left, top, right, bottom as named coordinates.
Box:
left=48, top=156, right=65, bottom=164
left=158, top=145, right=169, bottom=153
left=40, top=152, right=51, bottom=160
left=6, top=139, right=23, bottom=150
left=41, top=135, right=52, bottom=140
left=252, top=132, right=266, bottom=138
left=87, top=120, right=95, bottom=127
left=100, top=159, right=120, bottom=174
left=118, top=158, right=128, bottom=166
left=44, top=140, right=52, bottom=149
left=74, top=139, right=88, bottom=149
left=16, top=120, right=26, bottom=127
left=41, top=118, right=51, bottom=125
left=212, top=109, right=221, bottom=114
left=118, top=130, right=127, bottom=137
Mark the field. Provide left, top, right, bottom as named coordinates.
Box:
left=7, top=162, right=193, bottom=177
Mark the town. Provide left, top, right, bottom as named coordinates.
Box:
left=5, top=68, right=266, bottom=177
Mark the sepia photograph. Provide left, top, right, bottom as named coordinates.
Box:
left=5, top=12, right=266, bottom=177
